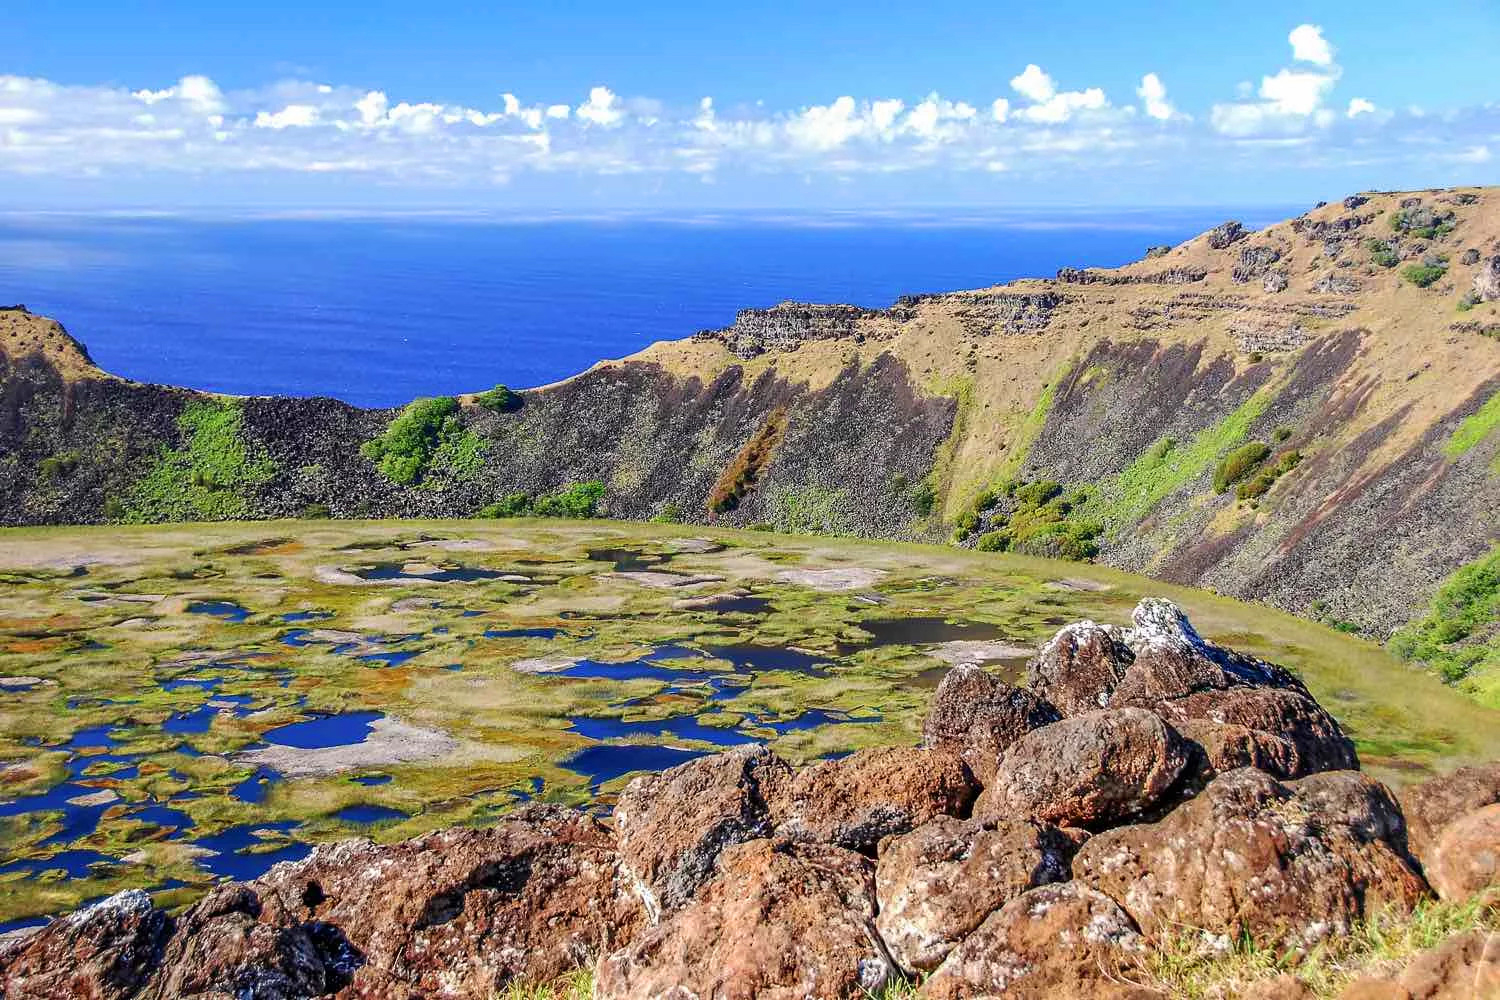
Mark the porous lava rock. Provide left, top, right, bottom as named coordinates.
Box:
left=1024, top=621, right=1134, bottom=716
left=613, top=744, right=791, bottom=921
left=1112, top=599, right=1358, bottom=781
left=1422, top=803, right=1500, bottom=902
left=1074, top=767, right=1428, bottom=947
left=973, top=706, right=1190, bottom=829
left=919, top=881, right=1159, bottom=1000
left=0, top=890, right=170, bottom=1000
left=769, top=746, right=977, bottom=853
left=920, top=664, right=1061, bottom=783
left=874, top=816, right=1071, bottom=973
left=594, top=839, right=893, bottom=1000
left=1399, top=761, right=1500, bottom=865
left=1338, top=929, right=1500, bottom=999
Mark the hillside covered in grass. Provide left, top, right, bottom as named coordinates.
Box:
left=2, top=188, right=1497, bottom=702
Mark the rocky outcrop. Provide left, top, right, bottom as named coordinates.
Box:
left=769, top=747, right=977, bottom=853
left=613, top=745, right=789, bottom=921
left=920, top=882, right=1157, bottom=1000
left=1476, top=256, right=1500, bottom=302
left=1208, top=220, right=1248, bottom=249
left=874, top=817, right=1070, bottom=972
left=973, top=707, right=1189, bottom=828
left=1073, top=767, right=1428, bottom=947
left=695, top=303, right=888, bottom=359
left=594, top=839, right=892, bottom=1000
left=1232, top=245, right=1282, bottom=284
left=920, top=664, right=1060, bottom=782
left=11, top=599, right=1500, bottom=1000
left=1056, top=265, right=1207, bottom=285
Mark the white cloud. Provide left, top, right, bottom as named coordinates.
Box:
left=990, top=97, right=1010, bottom=123
left=1259, top=69, right=1336, bottom=116
left=1347, top=97, right=1376, bottom=118
left=253, top=104, right=320, bottom=129
left=1289, top=24, right=1334, bottom=66
left=1010, top=65, right=1056, bottom=103
left=133, top=75, right=225, bottom=114
left=576, top=86, right=624, bottom=127
left=1137, top=73, right=1175, bottom=121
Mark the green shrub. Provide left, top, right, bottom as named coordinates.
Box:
left=1235, top=450, right=1302, bottom=500
left=532, top=481, right=606, bottom=519
left=1272, top=426, right=1293, bottom=443
left=975, top=531, right=1008, bottom=552
left=1402, top=263, right=1447, bottom=288
left=1457, top=291, right=1481, bottom=312
left=1013, top=480, right=1063, bottom=507
left=954, top=510, right=979, bottom=537
left=38, top=452, right=79, bottom=482
left=480, top=492, right=535, bottom=518
left=361, top=397, right=462, bottom=485
left=475, top=385, right=520, bottom=413
left=301, top=503, right=331, bottom=519
left=1213, top=441, right=1271, bottom=493
left=651, top=503, right=682, bottom=523
left=909, top=480, right=937, bottom=518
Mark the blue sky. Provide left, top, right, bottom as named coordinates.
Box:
left=3, top=1, right=1498, bottom=209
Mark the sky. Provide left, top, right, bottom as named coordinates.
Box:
left=3, top=0, right=1498, bottom=211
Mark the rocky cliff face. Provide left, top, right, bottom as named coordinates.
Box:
left=2, top=188, right=1498, bottom=649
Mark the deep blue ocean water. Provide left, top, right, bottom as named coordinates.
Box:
left=0, top=208, right=1292, bottom=408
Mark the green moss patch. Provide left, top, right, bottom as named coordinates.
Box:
left=1390, top=546, right=1500, bottom=702
left=123, top=399, right=276, bottom=522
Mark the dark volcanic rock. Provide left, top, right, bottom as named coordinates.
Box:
left=921, top=664, right=1061, bottom=783
left=595, top=839, right=893, bottom=1000
left=973, top=707, right=1190, bottom=829
left=1208, top=220, right=1248, bottom=249
left=769, top=746, right=977, bottom=853
left=1074, top=768, right=1428, bottom=948
left=1232, top=245, right=1283, bottom=283
left=695, top=302, right=887, bottom=359
left=614, top=745, right=791, bottom=920
left=874, top=816, right=1071, bottom=973
left=920, top=881, right=1158, bottom=1000
left=1025, top=621, right=1134, bottom=716
left=0, top=890, right=170, bottom=1000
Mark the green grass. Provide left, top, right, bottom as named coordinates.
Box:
left=1390, top=546, right=1500, bottom=701
left=1144, top=898, right=1499, bottom=998
left=1444, top=389, right=1500, bottom=469
left=1093, top=388, right=1273, bottom=529
left=123, top=399, right=276, bottom=522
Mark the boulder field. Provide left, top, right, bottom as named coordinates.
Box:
left=3, top=599, right=1499, bottom=999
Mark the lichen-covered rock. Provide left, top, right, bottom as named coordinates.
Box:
left=1338, top=929, right=1500, bottom=999
left=614, top=744, right=792, bottom=920
left=921, top=664, right=1061, bottom=782
left=1113, top=599, right=1358, bottom=780
left=1474, top=256, right=1500, bottom=301
left=1399, top=762, right=1500, bottom=867
left=770, top=746, right=978, bottom=853
left=144, top=884, right=353, bottom=1000
left=920, top=881, right=1159, bottom=1000
left=1423, top=804, right=1500, bottom=902
left=595, top=839, right=893, bottom=1000
left=1074, top=768, right=1428, bottom=948
left=160, top=806, right=638, bottom=998
left=973, top=707, right=1190, bottom=829
left=1025, top=622, right=1134, bottom=716
left=874, top=816, right=1070, bottom=973
left=0, top=890, right=171, bottom=1000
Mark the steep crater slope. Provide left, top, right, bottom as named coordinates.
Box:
left=2, top=188, right=1497, bottom=679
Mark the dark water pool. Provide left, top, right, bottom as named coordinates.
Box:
left=186, top=601, right=252, bottom=623
left=192, top=822, right=310, bottom=880
left=855, top=617, right=1005, bottom=646
left=261, top=711, right=383, bottom=750
left=355, top=564, right=507, bottom=583
left=562, top=744, right=710, bottom=788
left=332, top=804, right=407, bottom=825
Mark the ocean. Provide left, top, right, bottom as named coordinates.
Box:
left=0, top=207, right=1293, bottom=408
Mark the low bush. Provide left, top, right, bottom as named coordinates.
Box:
left=1402, top=263, right=1448, bottom=288
left=1213, top=441, right=1271, bottom=494
left=361, top=397, right=463, bottom=485
left=479, top=482, right=607, bottom=519
left=37, top=452, right=79, bottom=482
left=475, top=385, right=520, bottom=413
left=1235, top=450, right=1302, bottom=500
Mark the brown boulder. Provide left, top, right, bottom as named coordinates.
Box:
left=1423, top=804, right=1500, bottom=902
left=1114, top=599, right=1357, bottom=780
left=1339, top=929, right=1500, bottom=999
left=0, top=890, right=171, bottom=1000
left=771, top=746, right=978, bottom=852
left=874, top=816, right=1070, bottom=973
left=1074, top=768, right=1428, bottom=948
left=595, top=839, right=894, bottom=1000
left=144, top=884, right=351, bottom=1000
left=973, top=707, right=1190, bottom=828
left=156, top=805, right=639, bottom=998
left=920, top=881, right=1160, bottom=1000
left=1025, top=622, right=1133, bottom=717
left=1399, top=762, right=1500, bottom=865
left=614, top=744, right=791, bottom=920
left=921, top=664, right=1060, bottom=782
